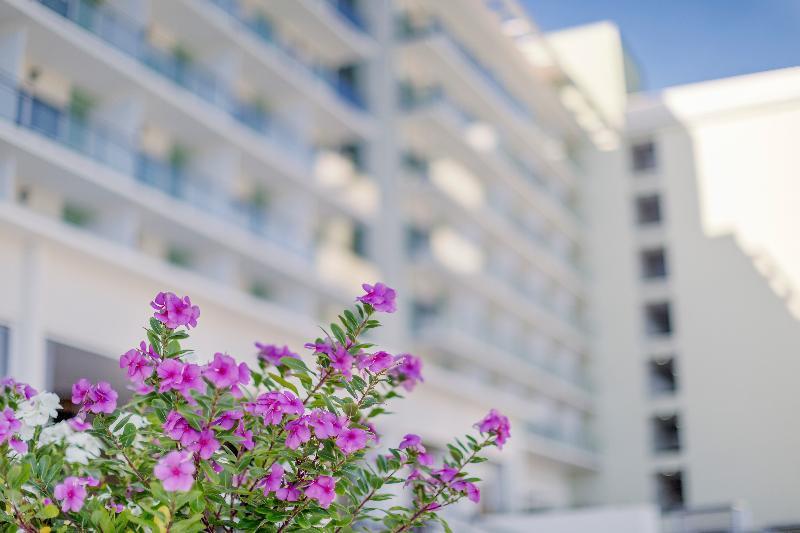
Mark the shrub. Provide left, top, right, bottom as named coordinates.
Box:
left=0, top=282, right=509, bottom=532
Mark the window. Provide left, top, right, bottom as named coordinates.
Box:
left=0, top=325, right=8, bottom=377
left=640, top=247, right=667, bottom=279
left=644, top=302, right=673, bottom=336
left=635, top=194, right=662, bottom=225
left=631, top=141, right=656, bottom=172
left=648, top=357, right=678, bottom=395
left=655, top=470, right=685, bottom=510
left=652, top=414, right=681, bottom=453
left=351, top=223, right=368, bottom=258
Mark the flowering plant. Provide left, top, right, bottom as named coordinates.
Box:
left=0, top=283, right=509, bottom=532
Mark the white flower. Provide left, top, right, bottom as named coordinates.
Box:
left=16, top=423, right=34, bottom=442
left=16, top=392, right=60, bottom=427
left=64, top=432, right=103, bottom=464
left=38, top=421, right=74, bottom=446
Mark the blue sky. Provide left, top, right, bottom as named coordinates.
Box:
left=523, top=0, right=800, bottom=91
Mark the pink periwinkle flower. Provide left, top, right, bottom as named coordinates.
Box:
left=154, top=450, right=195, bottom=492
left=389, top=354, right=424, bottom=391
left=329, top=344, right=354, bottom=381
left=335, top=427, right=368, bottom=455
left=68, top=416, right=91, bottom=432
left=0, top=408, right=24, bottom=453
left=163, top=410, right=192, bottom=441
left=399, top=434, right=426, bottom=453
left=405, top=468, right=422, bottom=487
left=417, top=451, right=434, bottom=467
left=357, top=282, right=397, bottom=313
left=308, top=409, right=339, bottom=439
left=73, top=380, right=118, bottom=415
left=1, top=378, right=37, bottom=399
left=304, top=339, right=333, bottom=354
left=151, top=292, right=200, bottom=329
left=213, top=409, right=244, bottom=431
left=451, top=480, right=481, bottom=503
left=119, top=348, right=153, bottom=383
left=363, top=420, right=379, bottom=444
left=276, top=483, right=302, bottom=502
left=157, top=360, right=204, bottom=399
left=305, top=476, right=337, bottom=509
left=186, top=428, right=220, bottom=460
left=54, top=476, right=87, bottom=513
left=255, top=343, right=300, bottom=366
left=258, top=464, right=284, bottom=496
left=356, top=351, right=394, bottom=373
left=285, top=417, right=312, bottom=450
left=234, top=421, right=254, bottom=450
left=71, top=378, right=91, bottom=406
left=475, top=409, right=511, bottom=449
left=433, top=466, right=458, bottom=484
left=204, top=353, right=250, bottom=395
left=80, top=476, right=100, bottom=488
left=247, top=391, right=304, bottom=426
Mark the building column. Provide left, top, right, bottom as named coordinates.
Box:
left=10, top=239, right=47, bottom=390
left=364, top=0, right=406, bottom=346
left=0, top=157, right=16, bottom=202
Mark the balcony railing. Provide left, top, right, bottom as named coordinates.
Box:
left=412, top=314, right=590, bottom=393
left=205, top=0, right=367, bottom=112
left=325, top=0, right=368, bottom=33
left=0, top=73, right=312, bottom=261
left=37, top=0, right=311, bottom=164
left=398, top=17, right=534, bottom=121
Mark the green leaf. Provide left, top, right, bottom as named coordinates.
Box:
left=281, top=357, right=313, bottom=376
left=331, top=323, right=347, bottom=346
left=269, top=372, right=299, bottom=395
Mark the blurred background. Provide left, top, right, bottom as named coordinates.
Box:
left=0, top=0, right=798, bottom=531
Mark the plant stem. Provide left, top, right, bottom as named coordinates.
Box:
left=334, top=465, right=402, bottom=533
left=275, top=499, right=311, bottom=533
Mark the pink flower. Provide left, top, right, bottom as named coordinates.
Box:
left=246, top=391, right=304, bottom=426
left=258, top=464, right=284, bottom=496
left=417, top=452, right=433, bottom=467
left=68, top=416, right=91, bottom=432
left=73, top=381, right=118, bottom=414
left=335, top=428, right=368, bottom=455
left=203, top=353, right=250, bottom=392
left=189, top=429, right=220, bottom=460
left=475, top=409, right=511, bottom=449
left=357, top=282, right=397, bottom=313
left=71, top=378, right=91, bottom=405
left=0, top=408, right=24, bottom=453
left=151, top=292, right=200, bottom=329
left=305, top=476, right=337, bottom=508
left=163, top=411, right=192, bottom=441
left=255, top=343, right=299, bottom=366
left=119, top=347, right=153, bottom=383
left=356, top=351, right=394, bottom=373
left=285, top=417, right=311, bottom=450
left=157, top=360, right=204, bottom=398
left=54, top=476, right=87, bottom=512
left=405, top=469, right=422, bottom=487
left=451, top=480, right=481, bottom=503
left=234, top=421, right=254, bottom=450
left=389, top=354, right=423, bottom=391
left=276, top=483, right=301, bottom=502
left=1, top=378, right=37, bottom=399
left=213, top=409, right=243, bottom=431
left=433, top=466, right=458, bottom=483
left=80, top=476, right=100, bottom=488
left=398, top=434, right=426, bottom=453
left=308, top=409, right=338, bottom=439
left=154, top=451, right=195, bottom=492
left=304, top=340, right=333, bottom=354
left=363, top=420, right=379, bottom=444
left=329, top=345, right=354, bottom=381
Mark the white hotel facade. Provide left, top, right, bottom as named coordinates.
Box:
left=0, top=1, right=799, bottom=531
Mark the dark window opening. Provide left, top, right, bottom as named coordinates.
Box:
left=636, top=194, right=662, bottom=225
left=645, top=302, right=673, bottom=336
left=652, top=414, right=681, bottom=453
left=648, top=358, right=678, bottom=395
left=655, top=470, right=685, bottom=510
left=632, top=141, right=657, bottom=172
left=351, top=223, right=368, bottom=258
left=640, top=247, right=668, bottom=279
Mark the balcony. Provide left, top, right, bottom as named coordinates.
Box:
left=398, top=17, right=533, bottom=122
left=0, top=73, right=312, bottom=261
left=205, top=0, right=367, bottom=113
left=37, top=0, right=311, bottom=163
